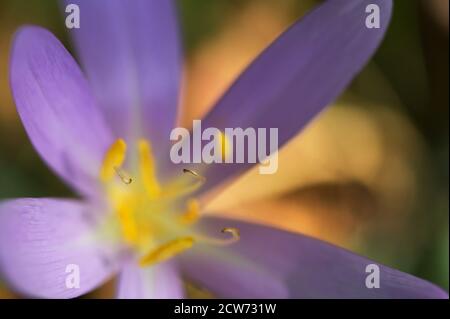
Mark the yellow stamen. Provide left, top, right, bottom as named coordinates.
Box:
left=100, top=139, right=127, bottom=182
left=139, top=237, right=194, bottom=266
left=99, top=137, right=240, bottom=268
left=117, top=203, right=138, bottom=244
left=179, top=199, right=200, bottom=225
left=138, top=139, right=161, bottom=199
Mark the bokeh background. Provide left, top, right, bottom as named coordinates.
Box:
left=0, top=0, right=448, bottom=298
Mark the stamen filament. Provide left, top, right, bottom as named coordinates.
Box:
left=179, top=199, right=200, bottom=225
left=139, top=237, right=194, bottom=266
left=160, top=169, right=206, bottom=199
left=138, top=139, right=161, bottom=198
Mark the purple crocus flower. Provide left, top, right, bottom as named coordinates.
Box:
left=0, top=0, right=447, bottom=299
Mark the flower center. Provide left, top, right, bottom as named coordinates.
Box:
left=99, top=138, right=238, bottom=267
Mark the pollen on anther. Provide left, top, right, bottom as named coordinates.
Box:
left=114, top=166, right=133, bottom=184
left=183, top=168, right=205, bottom=181
left=221, top=227, right=240, bottom=243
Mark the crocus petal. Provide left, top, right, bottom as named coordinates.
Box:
left=179, top=216, right=448, bottom=298
left=64, top=0, right=182, bottom=157
left=0, top=198, right=119, bottom=298
left=10, top=26, right=113, bottom=198
left=178, top=0, right=392, bottom=193
left=117, top=260, right=184, bottom=299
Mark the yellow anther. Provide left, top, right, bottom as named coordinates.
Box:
left=218, top=131, right=231, bottom=161
left=100, top=139, right=127, bottom=182
left=179, top=199, right=200, bottom=225
left=139, top=237, right=195, bottom=267
left=138, top=139, right=161, bottom=198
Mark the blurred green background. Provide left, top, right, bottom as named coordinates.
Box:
left=0, top=0, right=448, bottom=298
